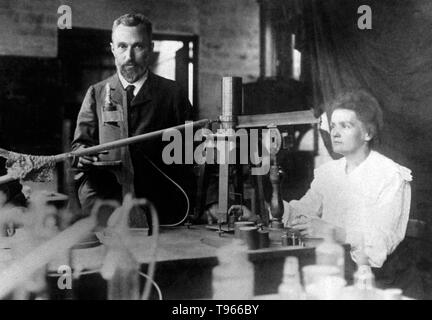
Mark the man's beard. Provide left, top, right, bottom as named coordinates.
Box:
left=120, top=63, right=146, bottom=83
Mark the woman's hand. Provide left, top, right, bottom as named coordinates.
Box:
left=228, top=205, right=257, bottom=222
left=289, top=215, right=345, bottom=241
left=204, top=204, right=257, bottom=224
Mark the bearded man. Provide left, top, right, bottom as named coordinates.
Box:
left=71, top=13, right=194, bottom=225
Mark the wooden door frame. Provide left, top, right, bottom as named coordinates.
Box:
left=59, top=29, right=199, bottom=114
left=153, top=34, right=199, bottom=112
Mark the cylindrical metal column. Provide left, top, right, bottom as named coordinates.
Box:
left=220, top=77, right=243, bottom=130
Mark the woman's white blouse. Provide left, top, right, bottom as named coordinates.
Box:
left=282, top=150, right=412, bottom=268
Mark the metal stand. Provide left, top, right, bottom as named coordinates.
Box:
left=195, top=76, right=319, bottom=238
left=214, top=77, right=243, bottom=234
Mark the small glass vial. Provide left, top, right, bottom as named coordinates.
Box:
left=354, top=264, right=375, bottom=290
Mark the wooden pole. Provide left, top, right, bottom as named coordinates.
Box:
left=0, top=119, right=210, bottom=185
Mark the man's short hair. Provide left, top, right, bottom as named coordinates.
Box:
left=329, top=90, right=384, bottom=146
left=112, top=13, right=153, bottom=42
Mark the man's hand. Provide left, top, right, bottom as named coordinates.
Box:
left=75, top=146, right=100, bottom=169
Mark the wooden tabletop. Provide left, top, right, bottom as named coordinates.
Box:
left=61, top=225, right=355, bottom=299
left=119, top=225, right=320, bottom=264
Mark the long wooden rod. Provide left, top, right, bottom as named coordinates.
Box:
left=54, top=119, right=209, bottom=161
left=0, top=119, right=209, bottom=185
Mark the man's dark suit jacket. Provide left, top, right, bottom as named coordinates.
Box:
left=72, top=72, right=195, bottom=225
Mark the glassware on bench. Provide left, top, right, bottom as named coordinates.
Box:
left=302, top=264, right=345, bottom=299
left=212, top=239, right=254, bottom=300
left=278, top=256, right=304, bottom=300
left=315, top=226, right=345, bottom=278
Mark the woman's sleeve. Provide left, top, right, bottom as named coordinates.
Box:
left=347, top=167, right=412, bottom=268
left=282, top=169, right=324, bottom=225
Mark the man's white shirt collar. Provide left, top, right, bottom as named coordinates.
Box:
left=118, top=70, right=148, bottom=97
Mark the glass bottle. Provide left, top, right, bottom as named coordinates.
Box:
left=315, top=227, right=345, bottom=278
left=100, top=83, right=122, bottom=163
left=212, top=239, right=254, bottom=300
left=278, top=256, right=304, bottom=300
left=102, top=236, right=140, bottom=300
left=101, top=83, right=123, bottom=124
left=346, top=236, right=381, bottom=300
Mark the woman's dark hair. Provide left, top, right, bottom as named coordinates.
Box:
left=329, top=90, right=384, bottom=147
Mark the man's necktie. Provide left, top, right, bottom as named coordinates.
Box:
left=126, top=85, right=135, bottom=108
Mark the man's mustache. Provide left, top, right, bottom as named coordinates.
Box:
left=123, top=62, right=138, bottom=67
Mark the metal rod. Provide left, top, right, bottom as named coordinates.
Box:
left=237, top=110, right=318, bottom=128
left=220, top=77, right=242, bottom=130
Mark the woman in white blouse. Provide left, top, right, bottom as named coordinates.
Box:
left=285, top=90, right=412, bottom=268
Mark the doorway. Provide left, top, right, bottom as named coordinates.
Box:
left=152, top=34, right=199, bottom=109
left=58, top=28, right=199, bottom=124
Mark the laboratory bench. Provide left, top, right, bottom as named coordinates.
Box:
left=58, top=225, right=356, bottom=300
